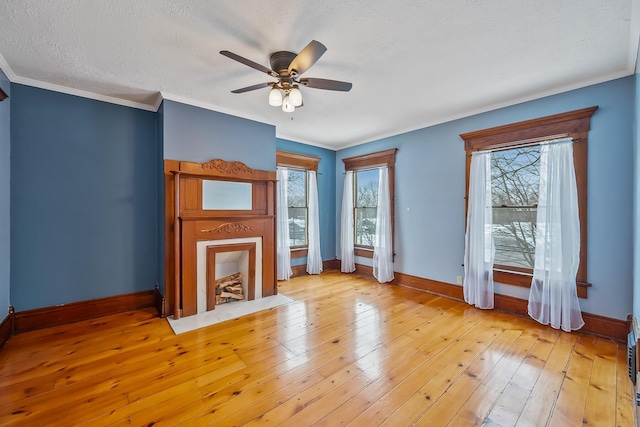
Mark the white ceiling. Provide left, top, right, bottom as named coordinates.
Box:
left=0, top=1, right=638, bottom=149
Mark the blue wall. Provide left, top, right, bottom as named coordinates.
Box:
left=0, top=70, right=9, bottom=315
left=10, top=85, right=159, bottom=310
left=634, top=48, right=640, bottom=322
left=276, top=138, right=337, bottom=265
left=3, top=73, right=635, bottom=321
left=337, top=76, right=635, bottom=320
left=162, top=100, right=275, bottom=170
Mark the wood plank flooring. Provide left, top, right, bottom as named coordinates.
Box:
left=0, top=271, right=634, bottom=426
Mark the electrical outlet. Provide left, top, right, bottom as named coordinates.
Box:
left=456, top=276, right=463, bottom=285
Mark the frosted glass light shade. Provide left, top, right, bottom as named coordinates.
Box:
left=289, top=87, right=302, bottom=107
left=282, top=95, right=295, bottom=112
left=269, top=87, right=283, bottom=106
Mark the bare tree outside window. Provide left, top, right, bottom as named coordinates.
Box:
left=355, top=169, right=379, bottom=246
left=287, top=170, right=307, bottom=246
left=491, top=146, right=540, bottom=270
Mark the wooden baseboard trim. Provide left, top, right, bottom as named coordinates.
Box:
left=290, top=259, right=341, bottom=278
left=0, top=307, right=14, bottom=349
left=154, top=287, right=165, bottom=317
left=14, top=290, right=159, bottom=334
left=323, top=259, right=340, bottom=271
left=393, top=271, right=463, bottom=300
left=291, top=264, right=307, bottom=278
left=350, top=262, right=628, bottom=341
left=581, top=311, right=629, bottom=342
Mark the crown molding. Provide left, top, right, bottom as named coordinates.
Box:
left=0, top=52, right=17, bottom=81
left=160, top=91, right=272, bottom=126
left=11, top=75, right=158, bottom=112
left=0, top=35, right=636, bottom=152
left=151, top=92, right=164, bottom=111
left=333, top=69, right=633, bottom=151
left=274, top=132, right=339, bottom=151
left=0, top=52, right=158, bottom=112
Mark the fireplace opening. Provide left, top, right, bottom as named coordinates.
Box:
left=211, top=251, right=248, bottom=307
left=203, top=241, right=258, bottom=312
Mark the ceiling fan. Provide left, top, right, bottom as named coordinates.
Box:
left=220, top=40, right=352, bottom=113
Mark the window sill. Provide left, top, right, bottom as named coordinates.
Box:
left=354, top=247, right=374, bottom=259
left=290, top=248, right=308, bottom=259
left=493, top=269, right=590, bottom=299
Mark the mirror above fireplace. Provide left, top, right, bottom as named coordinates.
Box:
left=202, top=180, right=252, bottom=210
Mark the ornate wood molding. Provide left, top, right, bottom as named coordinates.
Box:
left=201, top=159, right=255, bottom=174
left=460, top=106, right=598, bottom=151
left=276, top=150, right=321, bottom=172
left=342, top=148, right=397, bottom=171
left=200, top=222, right=256, bottom=234
left=178, top=158, right=276, bottom=181
left=166, top=157, right=278, bottom=318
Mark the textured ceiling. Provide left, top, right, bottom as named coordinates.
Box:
left=0, top=1, right=637, bottom=149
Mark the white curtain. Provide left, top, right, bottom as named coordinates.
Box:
left=528, top=139, right=584, bottom=331
left=340, top=171, right=356, bottom=273
left=306, top=170, right=322, bottom=275
left=276, top=167, right=292, bottom=280
left=463, top=151, right=494, bottom=309
left=373, top=167, right=394, bottom=282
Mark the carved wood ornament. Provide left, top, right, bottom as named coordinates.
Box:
left=200, top=223, right=257, bottom=234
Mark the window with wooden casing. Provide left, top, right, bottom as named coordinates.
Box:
left=276, top=150, right=321, bottom=259
left=460, top=106, right=597, bottom=298
left=342, top=148, right=397, bottom=259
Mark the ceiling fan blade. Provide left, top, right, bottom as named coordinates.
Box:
left=231, top=82, right=272, bottom=94
left=288, top=40, right=327, bottom=76
left=300, top=78, right=352, bottom=92
left=220, top=50, right=278, bottom=78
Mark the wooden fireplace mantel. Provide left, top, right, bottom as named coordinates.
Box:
left=164, top=158, right=277, bottom=319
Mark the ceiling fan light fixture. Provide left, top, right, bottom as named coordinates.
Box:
left=221, top=40, right=351, bottom=112
left=289, top=86, right=303, bottom=107
left=268, top=87, right=283, bottom=106
left=282, top=94, right=295, bottom=112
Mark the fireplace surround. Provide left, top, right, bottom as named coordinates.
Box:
left=164, top=158, right=277, bottom=319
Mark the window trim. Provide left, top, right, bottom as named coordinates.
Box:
left=342, top=148, right=397, bottom=259
left=460, top=106, right=597, bottom=298
left=276, top=150, right=321, bottom=257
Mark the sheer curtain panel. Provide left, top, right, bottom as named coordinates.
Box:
left=528, top=139, right=584, bottom=331
left=306, top=170, right=322, bottom=274
left=373, top=167, right=394, bottom=282
left=340, top=171, right=356, bottom=272
left=276, top=167, right=292, bottom=280
left=463, top=151, right=494, bottom=309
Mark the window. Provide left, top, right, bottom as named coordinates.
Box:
left=342, top=149, right=396, bottom=258
left=276, top=150, right=321, bottom=258
left=460, top=106, right=597, bottom=297
left=491, top=145, right=540, bottom=272
left=287, top=169, right=307, bottom=247
left=354, top=169, right=379, bottom=247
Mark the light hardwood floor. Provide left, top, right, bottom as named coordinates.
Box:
left=0, top=271, right=634, bottom=426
